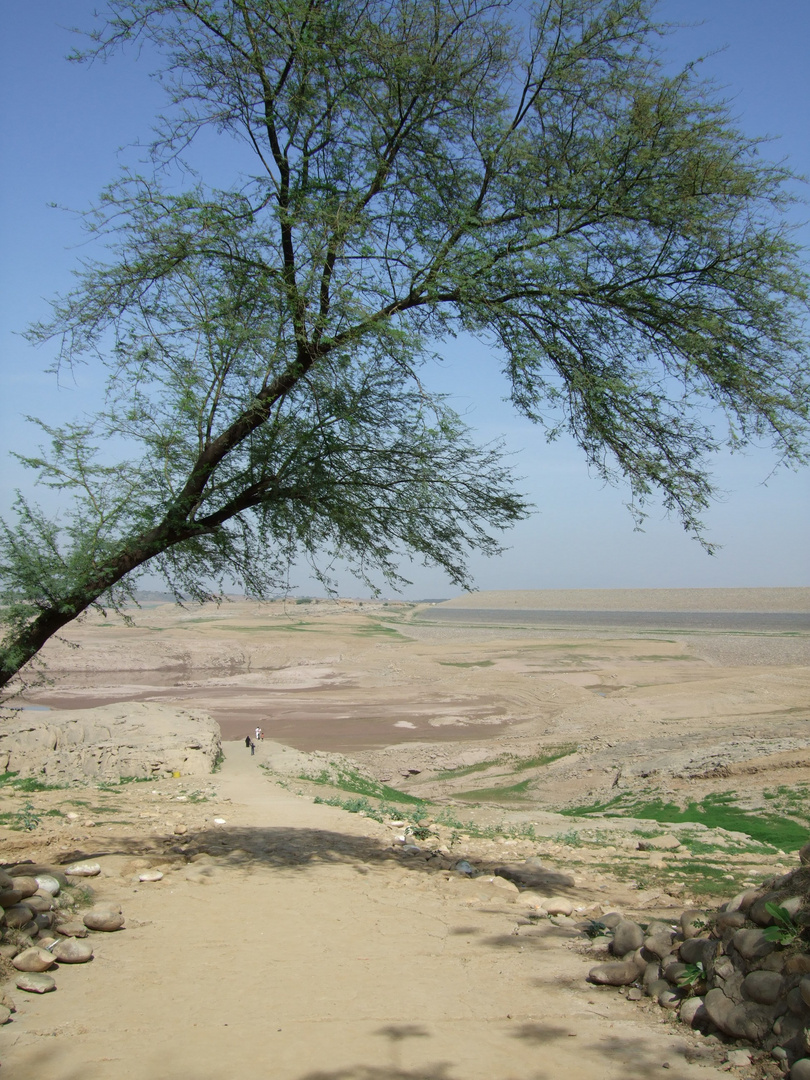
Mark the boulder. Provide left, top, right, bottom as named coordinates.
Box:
left=83, top=906, right=125, bottom=932
left=786, top=954, right=810, bottom=976
left=65, top=862, right=101, bottom=878
left=732, top=927, right=776, bottom=962
left=24, top=894, right=54, bottom=914
left=35, top=875, right=61, bottom=896
left=715, top=910, right=747, bottom=934
left=680, top=909, right=708, bottom=939
left=544, top=897, right=574, bottom=916
left=679, top=937, right=717, bottom=964
left=11, top=876, right=39, bottom=899
left=749, top=891, right=782, bottom=927
left=16, top=972, right=56, bottom=994
left=725, top=890, right=759, bottom=914
left=657, top=986, right=682, bottom=1010
left=786, top=987, right=810, bottom=1017
left=679, top=996, right=708, bottom=1028
left=704, top=988, right=775, bottom=1042
left=12, top=947, right=56, bottom=973
left=51, top=938, right=94, bottom=964
left=610, top=919, right=644, bottom=957
left=642, top=962, right=662, bottom=995
left=138, top=871, right=164, bottom=883
left=54, top=920, right=88, bottom=938
left=741, top=970, right=784, bottom=1006
left=663, top=961, right=688, bottom=986
left=588, top=960, right=639, bottom=987
left=4, top=904, right=34, bottom=929
left=643, top=933, right=675, bottom=961
left=637, top=834, right=681, bottom=851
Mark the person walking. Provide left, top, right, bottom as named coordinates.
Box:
left=245, top=735, right=251, bottom=750
left=250, top=739, right=255, bottom=756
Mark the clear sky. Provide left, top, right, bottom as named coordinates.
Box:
left=1, top=1, right=808, bottom=600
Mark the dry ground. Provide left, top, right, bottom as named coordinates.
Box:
left=2, top=589, right=809, bottom=1078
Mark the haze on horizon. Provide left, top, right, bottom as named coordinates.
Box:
left=1, top=0, right=808, bottom=602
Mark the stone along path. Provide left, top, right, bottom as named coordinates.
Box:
left=2, top=743, right=730, bottom=1080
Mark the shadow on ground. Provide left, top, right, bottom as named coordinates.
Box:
left=40, top=822, right=580, bottom=899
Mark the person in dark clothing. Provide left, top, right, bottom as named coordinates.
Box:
left=245, top=735, right=251, bottom=749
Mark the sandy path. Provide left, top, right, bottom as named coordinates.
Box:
left=2, top=745, right=734, bottom=1080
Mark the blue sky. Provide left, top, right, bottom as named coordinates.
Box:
left=1, top=1, right=808, bottom=599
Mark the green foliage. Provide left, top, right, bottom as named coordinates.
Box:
left=435, top=745, right=577, bottom=781
left=583, top=919, right=610, bottom=940
left=455, top=777, right=535, bottom=802
left=64, top=884, right=95, bottom=910
left=0, top=771, right=65, bottom=792
left=15, top=801, right=41, bottom=831
left=312, top=793, right=429, bottom=826
left=763, top=904, right=804, bottom=947
left=98, top=775, right=154, bottom=789
left=560, top=790, right=808, bottom=851
left=2, top=0, right=809, bottom=688
left=299, top=765, right=424, bottom=804
left=407, top=824, right=437, bottom=842
left=677, top=961, right=706, bottom=991
left=553, top=829, right=584, bottom=848
left=438, top=660, right=495, bottom=669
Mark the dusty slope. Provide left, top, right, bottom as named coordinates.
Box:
left=2, top=743, right=734, bottom=1080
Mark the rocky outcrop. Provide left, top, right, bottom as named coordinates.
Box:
left=0, top=703, right=221, bottom=782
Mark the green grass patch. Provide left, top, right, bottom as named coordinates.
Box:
left=299, top=766, right=424, bottom=804
left=435, top=744, right=577, bottom=781
left=434, top=758, right=503, bottom=780
left=351, top=621, right=406, bottom=639
left=0, top=771, right=67, bottom=792
left=668, top=860, right=751, bottom=897
left=98, top=775, right=154, bottom=790
left=312, top=794, right=430, bottom=824
left=438, top=660, right=495, bottom=668
left=455, top=777, right=535, bottom=802
left=561, top=791, right=807, bottom=851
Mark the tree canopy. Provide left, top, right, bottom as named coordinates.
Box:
left=1, top=0, right=808, bottom=691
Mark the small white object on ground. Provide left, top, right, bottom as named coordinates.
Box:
left=65, top=862, right=101, bottom=877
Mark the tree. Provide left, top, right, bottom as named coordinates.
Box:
left=1, top=0, right=808, bottom=692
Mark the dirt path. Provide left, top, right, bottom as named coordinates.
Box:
left=3, top=744, right=731, bottom=1080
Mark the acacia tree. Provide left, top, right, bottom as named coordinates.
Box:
left=1, top=0, right=808, bottom=691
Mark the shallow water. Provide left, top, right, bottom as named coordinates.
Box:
left=416, top=608, right=810, bottom=632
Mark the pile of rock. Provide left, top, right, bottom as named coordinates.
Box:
left=587, top=852, right=810, bottom=1078
left=0, top=861, right=124, bottom=1010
